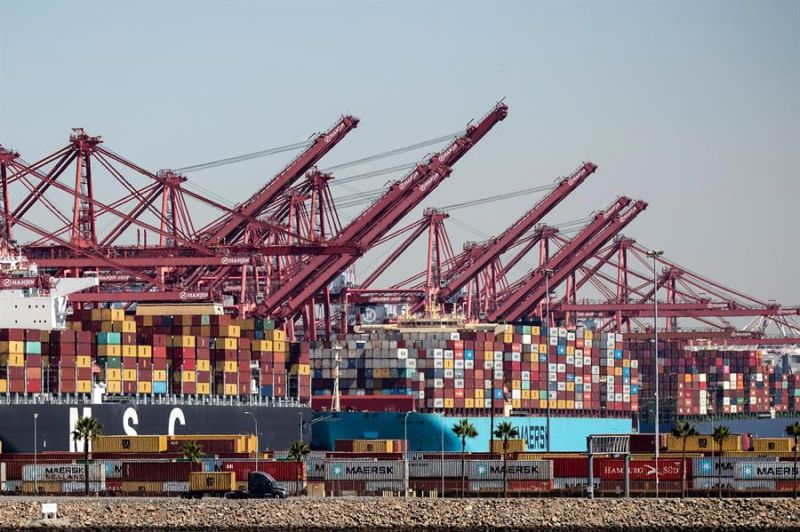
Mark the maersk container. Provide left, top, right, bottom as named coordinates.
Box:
left=22, top=463, right=104, bottom=482
left=735, top=461, right=800, bottom=480
left=692, top=457, right=778, bottom=478
left=324, top=460, right=404, bottom=481
left=466, top=460, right=552, bottom=480
left=306, top=458, right=327, bottom=479
left=101, top=459, right=123, bottom=479
left=408, top=460, right=463, bottom=478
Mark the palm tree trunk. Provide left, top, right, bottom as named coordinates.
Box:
left=503, top=441, right=508, bottom=498
left=717, top=442, right=722, bottom=499
left=461, top=438, right=466, bottom=498
left=681, top=436, right=687, bottom=498
left=84, top=444, right=89, bottom=496
left=296, top=459, right=301, bottom=496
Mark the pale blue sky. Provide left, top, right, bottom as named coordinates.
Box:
left=1, top=1, right=798, bottom=305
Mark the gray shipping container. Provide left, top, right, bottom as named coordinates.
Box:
left=1, top=463, right=5, bottom=483
left=735, top=480, right=777, bottom=491
left=692, top=457, right=779, bottom=478
left=409, top=460, right=463, bottom=478
left=735, top=461, right=800, bottom=480
left=324, top=460, right=404, bottom=481
left=692, top=477, right=735, bottom=490
left=365, top=480, right=405, bottom=492
left=466, top=460, right=552, bottom=480
left=22, top=463, right=105, bottom=482
left=162, top=481, right=189, bottom=493
left=61, top=481, right=106, bottom=493
left=306, top=458, right=327, bottom=479
left=553, top=477, right=600, bottom=490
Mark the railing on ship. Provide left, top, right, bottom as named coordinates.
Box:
left=0, top=392, right=309, bottom=408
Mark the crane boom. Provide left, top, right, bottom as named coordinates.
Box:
left=437, top=162, right=597, bottom=303
left=261, top=102, right=509, bottom=318
left=500, top=199, right=648, bottom=321
left=202, top=115, right=359, bottom=244
left=488, top=197, right=632, bottom=321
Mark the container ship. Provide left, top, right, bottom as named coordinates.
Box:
left=0, top=253, right=311, bottom=453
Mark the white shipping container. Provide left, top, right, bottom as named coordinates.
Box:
left=23, top=463, right=105, bottom=482
left=325, top=460, right=405, bottom=481
left=735, top=461, right=800, bottom=480
left=162, top=481, right=190, bottom=493
left=61, top=481, right=106, bottom=493
left=692, top=477, right=735, bottom=490
left=408, top=460, right=464, bottom=478
left=466, top=460, right=552, bottom=480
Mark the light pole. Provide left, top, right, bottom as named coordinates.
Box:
left=440, top=413, right=445, bottom=498
left=543, top=267, right=555, bottom=453
left=646, top=249, right=664, bottom=498
left=298, top=412, right=304, bottom=442
left=33, top=412, right=38, bottom=493
left=403, top=411, right=412, bottom=496
left=244, top=411, right=258, bottom=472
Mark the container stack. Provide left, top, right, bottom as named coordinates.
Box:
left=626, top=340, right=783, bottom=419
left=310, top=325, right=639, bottom=415
left=0, top=310, right=310, bottom=402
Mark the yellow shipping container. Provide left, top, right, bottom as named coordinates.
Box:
left=76, top=355, right=92, bottom=368
left=723, top=451, right=795, bottom=458
left=122, top=320, right=137, bottom=333
left=215, top=361, right=237, bottom=373
left=0, top=354, right=24, bottom=367
left=105, top=368, right=122, bottom=381
left=135, top=303, right=224, bottom=316
left=352, top=439, right=394, bottom=453
left=180, top=371, right=195, bottom=383
left=137, top=381, right=152, bottom=394
left=197, top=383, right=211, bottom=395
left=137, top=345, right=152, bottom=358
left=94, top=435, right=167, bottom=453
left=0, top=379, right=6, bottom=393
left=100, top=309, right=125, bottom=321
left=273, top=341, right=287, bottom=353
left=465, top=398, right=474, bottom=408
left=492, top=439, right=525, bottom=455
left=170, top=335, right=196, bottom=348
left=539, top=344, right=547, bottom=354
left=197, top=359, right=211, bottom=371
left=98, top=345, right=121, bottom=357
left=122, top=345, right=137, bottom=358
left=122, top=482, right=163, bottom=493
left=475, top=389, right=484, bottom=399
left=22, top=482, right=62, bottom=494
left=252, top=340, right=273, bottom=352
left=77, top=380, right=92, bottom=394
left=753, top=438, right=794, bottom=453
left=444, top=398, right=454, bottom=408
left=217, top=338, right=237, bottom=350
left=122, top=369, right=137, bottom=382
left=153, top=370, right=167, bottom=381
left=106, top=380, right=122, bottom=394
left=512, top=399, right=521, bottom=409
left=0, top=341, right=24, bottom=354
left=216, top=383, right=238, bottom=396
left=190, top=472, right=235, bottom=492
left=522, top=390, right=531, bottom=400
left=266, top=329, right=285, bottom=342
left=665, top=434, right=742, bottom=453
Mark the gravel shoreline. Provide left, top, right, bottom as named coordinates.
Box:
left=0, top=497, right=798, bottom=530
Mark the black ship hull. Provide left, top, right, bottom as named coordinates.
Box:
left=0, top=403, right=310, bottom=453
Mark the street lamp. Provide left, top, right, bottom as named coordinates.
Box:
left=646, top=249, right=664, bottom=498
left=543, top=267, right=555, bottom=453
left=244, top=411, right=258, bottom=472
left=33, top=412, right=38, bottom=493
left=298, top=412, right=304, bottom=442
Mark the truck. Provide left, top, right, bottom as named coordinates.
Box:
left=185, top=471, right=289, bottom=499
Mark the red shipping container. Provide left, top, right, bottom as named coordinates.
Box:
left=552, top=457, right=589, bottom=478
left=122, top=461, right=199, bottom=481
left=597, top=459, right=688, bottom=481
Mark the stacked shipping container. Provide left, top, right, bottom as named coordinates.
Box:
left=311, top=325, right=639, bottom=415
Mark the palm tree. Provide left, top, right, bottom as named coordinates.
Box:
left=287, top=440, right=311, bottom=496
left=493, top=421, right=520, bottom=498
left=71, top=416, right=102, bottom=496
left=671, top=420, right=697, bottom=498
left=452, top=419, right=478, bottom=497
left=712, top=425, right=731, bottom=499
left=785, top=422, right=800, bottom=499
left=180, top=441, right=204, bottom=464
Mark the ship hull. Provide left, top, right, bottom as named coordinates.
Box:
left=312, top=411, right=633, bottom=452
left=0, top=403, right=310, bottom=453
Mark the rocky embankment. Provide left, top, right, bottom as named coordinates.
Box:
left=0, top=497, right=798, bottom=530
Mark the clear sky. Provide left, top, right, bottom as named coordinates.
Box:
left=1, top=1, right=798, bottom=305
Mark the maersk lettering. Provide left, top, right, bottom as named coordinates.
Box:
left=757, top=466, right=799, bottom=476
left=489, top=465, right=539, bottom=475
left=345, top=465, right=395, bottom=475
